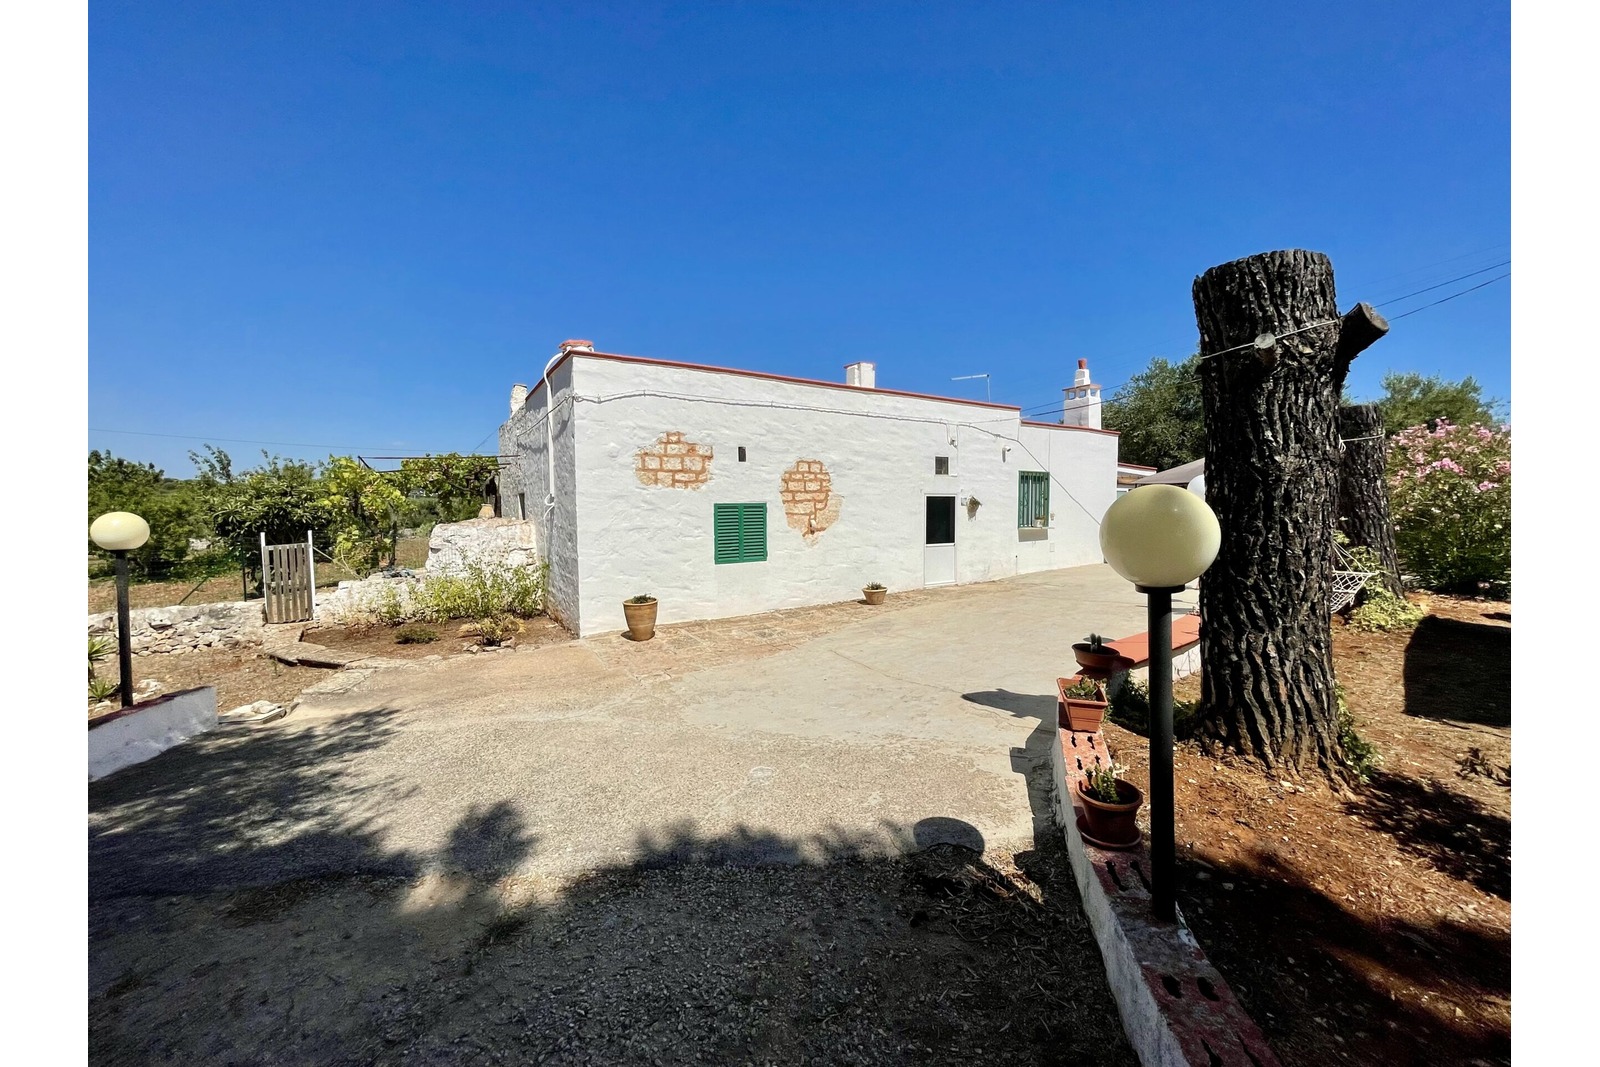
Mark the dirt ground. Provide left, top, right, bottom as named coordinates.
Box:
left=302, top=616, right=573, bottom=660
left=1106, top=595, right=1511, bottom=1067
left=89, top=840, right=1139, bottom=1066
left=93, top=648, right=335, bottom=717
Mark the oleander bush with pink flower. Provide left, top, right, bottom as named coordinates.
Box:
left=1386, top=420, right=1510, bottom=594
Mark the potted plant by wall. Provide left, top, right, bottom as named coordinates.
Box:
left=623, top=594, right=658, bottom=641
left=1077, top=762, right=1143, bottom=849
left=863, top=582, right=887, bottom=606
left=1073, top=633, right=1123, bottom=673
left=1059, top=675, right=1109, bottom=732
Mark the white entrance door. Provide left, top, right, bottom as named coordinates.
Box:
left=924, top=495, right=957, bottom=586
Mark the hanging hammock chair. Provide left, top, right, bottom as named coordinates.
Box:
left=1330, top=539, right=1377, bottom=613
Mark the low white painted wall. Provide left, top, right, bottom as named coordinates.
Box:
left=89, top=686, right=217, bottom=781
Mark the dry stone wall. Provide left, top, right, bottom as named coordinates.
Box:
left=425, top=517, right=539, bottom=575
left=87, top=601, right=266, bottom=656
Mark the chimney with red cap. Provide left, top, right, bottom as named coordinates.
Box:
left=1061, top=359, right=1102, bottom=429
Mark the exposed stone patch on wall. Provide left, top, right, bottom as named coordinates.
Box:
left=780, top=459, right=843, bottom=542
left=88, top=601, right=265, bottom=656
left=635, top=431, right=713, bottom=489
left=426, top=517, right=539, bottom=576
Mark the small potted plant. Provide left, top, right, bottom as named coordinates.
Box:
left=863, top=581, right=887, bottom=606
left=1059, top=675, right=1109, bottom=732
left=1077, top=761, right=1142, bottom=849
left=1073, top=633, right=1123, bottom=673
left=623, top=594, right=658, bottom=641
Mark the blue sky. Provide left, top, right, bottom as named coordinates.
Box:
left=89, top=1, right=1510, bottom=476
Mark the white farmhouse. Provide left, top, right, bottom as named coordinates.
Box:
left=495, top=340, right=1121, bottom=636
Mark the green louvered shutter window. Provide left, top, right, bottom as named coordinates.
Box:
left=1018, top=471, right=1050, bottom=527
left=714, top=503, right=768, bottom=563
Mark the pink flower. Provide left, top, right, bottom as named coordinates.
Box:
left=1477, top=481, right=1499, bottom=492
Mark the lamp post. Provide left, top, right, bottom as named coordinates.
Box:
left=1099, top=485, right=1220, bottom=922
left=90, top=511, right=150, bottom=708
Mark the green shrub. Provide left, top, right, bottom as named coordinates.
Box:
left=1335, top=684, right=1381, bottom=782
left=89, top=674, right=118, bottom=702
left=410, top=560, right=547, bottom=622
left=394, top=624, right=438, bottom=645
left=475, top=613, right=523, bottom=646
left=1343, top=545, right=1426, bottom=632
left=1387, top=420, right=1510, bottom=594
left=1106, top=676, right=1200, bottom=741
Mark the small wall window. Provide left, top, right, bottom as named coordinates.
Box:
left=737, top=446, right=747, bottom=462
left=714, top=503, right=768, bottom=564
left=934, top=456, right=950, bottom=475
left=1019, top=472, right=1050, bottom=528
left=518, top=493, right=527, bottom=520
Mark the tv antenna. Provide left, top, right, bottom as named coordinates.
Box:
left=951, top=373, right=991, bottom=403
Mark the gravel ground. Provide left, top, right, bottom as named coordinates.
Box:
left=89, top=840, right=1136, bottom=1066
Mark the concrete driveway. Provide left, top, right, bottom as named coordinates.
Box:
left=89, top=564, right=1177, bottom=1065
left=90, top=565, right=1181, bottom=896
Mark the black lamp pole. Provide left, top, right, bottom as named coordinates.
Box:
left=1139, top=583, right=1183, bottom=923
left=114, top=549, right=135, bottom=708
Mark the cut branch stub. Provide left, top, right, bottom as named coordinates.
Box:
left=1334, top=302, right=1390, bottom=381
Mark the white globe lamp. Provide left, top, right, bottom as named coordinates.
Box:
left=90, top=511, right=149, bottom=707
left=1097, top=484, right=1221, bottom=922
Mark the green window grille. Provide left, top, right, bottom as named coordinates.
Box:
left=1018, top=472, right=1050, bottom=528
left=714, top=503, right=768, bottom=564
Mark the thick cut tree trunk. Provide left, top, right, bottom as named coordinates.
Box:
left=1192, top=250, right=1383, bottom=781
left=1337, top=402, right=1405, bottom=597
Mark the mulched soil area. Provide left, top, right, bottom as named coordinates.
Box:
left=301, top=616, right=572, bottom=660
left=1106, top=595, right=1510, bottom=1067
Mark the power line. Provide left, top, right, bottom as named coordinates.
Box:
left=1387, top=272, right=1509, bottom=321
left=1373, top=261, right=1510, bottom=308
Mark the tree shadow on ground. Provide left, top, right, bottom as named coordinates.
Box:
left=1342, top=770, right=1510, bottom=900
left=89, top=701, right=1136, bottom=1066
left=1402, top=615, right=1510, bottom=727
left=1177, top=843, right=1510, bottom=1067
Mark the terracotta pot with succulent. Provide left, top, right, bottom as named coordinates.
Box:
left=623, top=594, right=658, bottom=641
left=863, top=582, right=887, bottom=606
left=1059, top=675, right=1109, bottom=732
left=1072, top=633, right=1124, bottom=674
left=1076, top=762, right=1143, bottom=849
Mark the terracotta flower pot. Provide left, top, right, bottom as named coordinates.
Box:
left=863, top=587, right=886, bottom=605
left=1076, top=777, right=1143, bottom=849
left=1063, top=694, right=1109, bottom=732
left=1073, top=642, right=1124, bottom=673
left=623, top=598, right=658, bottom=641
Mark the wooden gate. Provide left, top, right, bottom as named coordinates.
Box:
left=260, top=532, right=316, bottom=624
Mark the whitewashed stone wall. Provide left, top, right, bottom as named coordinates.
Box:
left=425, top=518, right=538, bottom=575
left=87, top=601, right=265, bottom=656
left=500, top=359, right=580, bottom=631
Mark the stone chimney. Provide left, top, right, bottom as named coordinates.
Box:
left=845, top=361, right=876, bottom=388
left=510, top=383, right=528, bottom=417
left=1061, top=358, right=1102, bottom=429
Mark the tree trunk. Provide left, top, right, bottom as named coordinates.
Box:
left=1192, top=250, right=1383, bottom=781
left=1337, top=403, right=1405, bottom=596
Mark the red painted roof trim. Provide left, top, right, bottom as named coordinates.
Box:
left=524, top=349, right=1023, bottom=412
left=1021, top=419, right=1121, bottom=437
